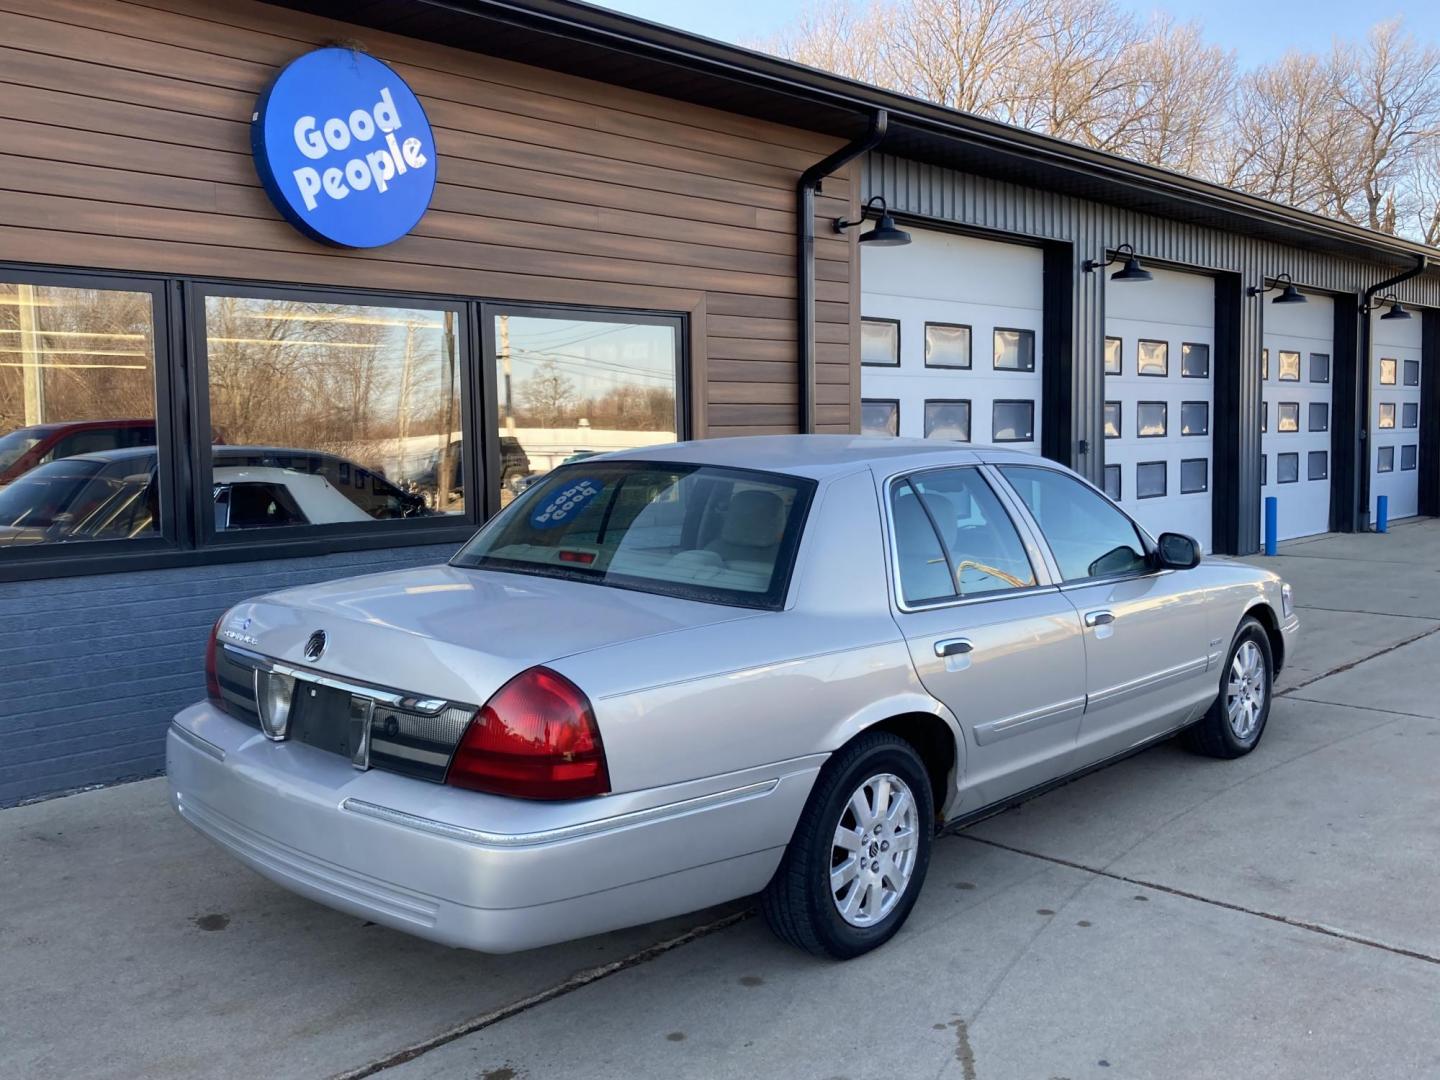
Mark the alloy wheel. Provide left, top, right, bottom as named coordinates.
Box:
left=1226, top=639, right=1267, bottom=741
left=830, top=772, right=919, bottom=928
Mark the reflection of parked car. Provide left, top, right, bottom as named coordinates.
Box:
left=414, top=437, right=531, bottom=504
left=174, top=437, right=1299, bottom=959
left=217, top=447, right=427, bottom=519
left=0, top=418, right=156, bottom=487
left=0, top=451, right=158, bottom=545
left=213, top=467, right=373, bottom=530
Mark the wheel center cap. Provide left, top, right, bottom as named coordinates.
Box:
left=868, top=841, right=880, bottom=858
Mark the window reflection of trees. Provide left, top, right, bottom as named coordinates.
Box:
left=0, top=283, right=155, bottom=434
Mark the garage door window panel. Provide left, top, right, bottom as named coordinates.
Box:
left=1277, top=402, right=1300, bottom=433
left=1103, top=464, right=1121, bottom=501
left=1278, top=351, right=1301, bottom=381
left=1404, top=359, right=1420, bottom=386
left=925, top=323, right=971, bottom=369
left=1309, top=403, right=1329, bottom=432
left=1103, top=402, right=1121, bottom=439
left=1137, top=402, right=1167, bottom=438
left=1136, top=462, right=1167, bottom=499
left=1181, top=343, right=1209, bottom=379
left=1378, top=402, right=1396, bottom=429
left=1308, top=452, right=1328, bottom=481
left=1262, top=349, right=1269, bottom=380
left=1105, top=337, right=1122, bottom=375
left=1310, top=353, right=1330, bottom=383
left=1402, top=444, right=1417, bottom=471
left=1403, top=402, right=1418, bottom=429
left=998, top=465, right=1148, bottom=582
left=863, top=400, right=900, bottom=437
left=1377, top=446, right=1395, bottom=472
left=1137, top=340, right=1168, bottom=377
left=903, top=468, right=1038, bottom=599
left=1181, top=402, right=1209, bottom=436
left=0, top=276, right=168, bottom=555
left=1277, top=453, right=1300, bottom=483
left=993, top=329, right=1035, bottom=372
left=992, top=400, right=1035, bottom=443
left=924, top=400, right=971, bottom=442
left=1180, top=459, right=1208, bottom=494
left=1380, top=358, right=1397, bottom=385
left=861, top=319, right=900, bottom=367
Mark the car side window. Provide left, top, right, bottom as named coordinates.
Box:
left=891, top=467, right=1037, bottom=605
left=998, top=465, right=1148, bottom=582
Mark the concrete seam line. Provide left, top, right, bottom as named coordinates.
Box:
left=329, top=907, right=756, bottom=1080
left=960, top=835, right=1440, bottom=968
left=1276, top=622, right=1440, bottom=695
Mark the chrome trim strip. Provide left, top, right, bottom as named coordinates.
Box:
left=973, top=696, right=1086, bottom=746
left=220, top=644, right=454, bottom=714
left=1088, top=657, right=1210, bottom=708
left=170, top=720, right=225, bottom=761
left=368, top=740, right=451, bottom=767
left=341, top=779, right=781, bottom=849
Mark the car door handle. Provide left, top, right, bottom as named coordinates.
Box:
left=1084, top=610, right=1115, bottom=628
left=934, top=637, right=974, bottom=658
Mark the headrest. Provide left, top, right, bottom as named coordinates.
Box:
left=720, top=489, right=786, bottom=547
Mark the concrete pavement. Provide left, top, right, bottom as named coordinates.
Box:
left=4, top=521, right=1440, bottom=1079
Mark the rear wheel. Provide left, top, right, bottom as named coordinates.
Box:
left=762, top=732, right=934, bottom=959
left=1186, top=616, right=1273, bottom=758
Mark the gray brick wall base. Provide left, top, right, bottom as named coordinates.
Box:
left=0, top=544, right=459, bottom=807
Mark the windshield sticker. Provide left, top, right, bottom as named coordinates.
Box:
left=530, top=478, right=604, bottom=529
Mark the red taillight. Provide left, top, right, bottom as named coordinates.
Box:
left=205, top=617, right=223, bottom=704
left=446, top=667, right=610, bottom=800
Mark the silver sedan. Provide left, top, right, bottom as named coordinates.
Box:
left=168, top=436, right=1298, bottom=958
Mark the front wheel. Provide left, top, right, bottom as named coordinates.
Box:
left=1186, top=616, right=1273, bottom=759
left=761, top=732, right=934, bottom=959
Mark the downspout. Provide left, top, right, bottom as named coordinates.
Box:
left=797, top=110, right=888, bottom=433
left=1356, top=253, right=1428, bottom=528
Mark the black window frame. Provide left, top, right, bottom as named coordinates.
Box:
left=1278, top=350, right=1301, bottom=382
left=1377, top=445, right=1395, bottom=473
left=922, top=398, right=972, bottom=442
left=1179, top=457, right=1208, bottom=494
left=1277, top=452, right=1300, bottom=484
left=1180, top=401, right=1209, bottom=436
left=1137, top=400, right=1168, bottom=438
left=1261, top=453, right=1268, bottom=486
left=1136, top=460, right=1167, bottom=499
left=1310, top=353, right=1331, bottom=384
left=1104, top=336, right=1123, bottom=376
left=1262, top=348, right=1269, bottom=381
left=1379, top=358, right=1398, bottom=386
left=1307, top=450, right=1328, bottom=481
left=1401, top=444, right=1418, bottom=471
left=0, top=263, right=690, bottom=582
left=861, top=317, right=902, bottom=368
left=1136, top=339, right=1169, bottom=377
left=1103, top=463, right=1122, bottom=501
left=862, top=398, right=901, bottom=437
left=1277, top=401, right=1301, bottom=433
left=991, top=399, right=1035, bottom=443
left=1403, top=358, right=1420, bottom=386
left=1309, top=402, right=1330, bottom=433
left=1403, top=401, right=1419, bottom=429
left=923, top=321, right=972, bottom=370
left=1377, top=401, right=1396, bottom=430
left=1103, top=400, right=1122, bottom=439
left=992, top=327, right=1036, bottom=372
left=1181, top=342, right=1210, bottom=379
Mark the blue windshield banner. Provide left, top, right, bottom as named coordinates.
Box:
left=251, top=48, right=437, bottom=248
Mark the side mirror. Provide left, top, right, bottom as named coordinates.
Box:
left=1155, top=532, right=1202, bottom=570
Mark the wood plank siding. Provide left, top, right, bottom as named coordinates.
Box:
left=0, top=0, right=862, bottom=435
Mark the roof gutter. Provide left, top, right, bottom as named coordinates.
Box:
left=1356, top=253, right=1429, bottom=527
left=797, top=110, right=888, bottom=433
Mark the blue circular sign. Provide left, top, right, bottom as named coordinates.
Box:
left=251, top=48, right=437, bottom=249
left=530, top=478, right=605, bottom=530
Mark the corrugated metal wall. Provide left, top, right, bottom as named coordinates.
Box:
left=864, top=153, right=1438, bottom=548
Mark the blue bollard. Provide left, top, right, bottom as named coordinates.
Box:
left=1264, top=496, right=1278, bottom=555
left=1377, top=494, right=1389, bottom=534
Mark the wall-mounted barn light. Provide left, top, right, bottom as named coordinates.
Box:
left=1248, top=272, right=1307, bottom=304
left=1371, top=293, right=1413, bottom=320
left=834, top=196, right=912, bottom=247
left=1083, top=243, right=1151, bottom=282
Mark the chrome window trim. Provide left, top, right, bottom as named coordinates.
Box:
left=878, top=461, right=1058, bottom=616
left=340, top=778, right=780, bottom=849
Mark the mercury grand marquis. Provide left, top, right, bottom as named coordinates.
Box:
left=168, top=435, right=1298, bottom=959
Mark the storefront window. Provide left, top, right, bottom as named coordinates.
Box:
left=203, top=294, right=463, bottom=532
left=492, top=311, right=680, bottom=506
left=0, top=281, right=159, bottom=546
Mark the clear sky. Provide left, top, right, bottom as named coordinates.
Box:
left=591, top=0, right=1440, bottom=67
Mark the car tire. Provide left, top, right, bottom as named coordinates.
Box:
left=761, top=731, right=934, bottom=959
left=1185, top=616, right=1274, bottom=759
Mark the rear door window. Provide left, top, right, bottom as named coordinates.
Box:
left=999, top=465, right=1149, bottom=582
left=890, top=467, right=1037, bottom=605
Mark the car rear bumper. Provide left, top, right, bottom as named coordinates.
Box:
left=167, top=703, right=822, bottom=952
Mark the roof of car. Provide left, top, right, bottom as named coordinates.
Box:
left=598, top=435, right=1055, bottom=478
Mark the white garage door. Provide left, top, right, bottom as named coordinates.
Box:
left=1370, top=312, right=1423, bottom=521
left=1103, top=266, right=1215, bottom=551
left=860, top=228, right=1042, bottom=455
left=1261, top=293, right=1334, bottom=541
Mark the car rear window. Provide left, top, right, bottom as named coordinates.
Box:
left=453, top=461, right=816, bottom=609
